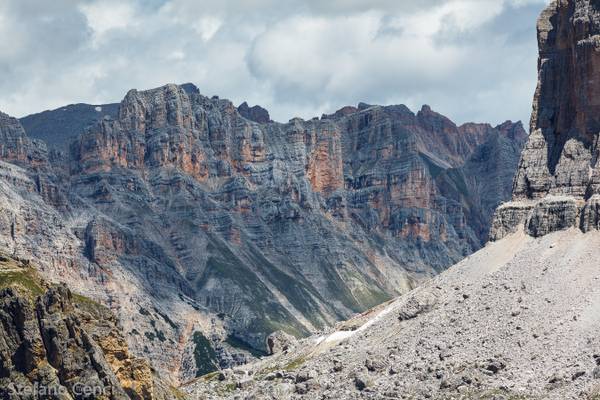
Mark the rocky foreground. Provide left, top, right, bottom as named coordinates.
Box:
left=0, top=253, right=179, bottom=399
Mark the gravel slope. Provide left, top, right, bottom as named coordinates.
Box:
left=185, top=229, right=600, bottom=399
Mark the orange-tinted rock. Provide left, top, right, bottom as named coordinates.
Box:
left=0, top=84, right=527, bottom=381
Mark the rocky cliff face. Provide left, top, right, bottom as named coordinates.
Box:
left=181, top=3, right=600, bottom=399
left=0, top=254, right=178, bottom=399
left=0, top=83, right=526, bottom=382
left=492, top=0, right=600, bottom=240
left=0, top=111, right=47, bottom=166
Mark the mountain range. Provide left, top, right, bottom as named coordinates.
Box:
left=0, top=81, right=526, bottom=385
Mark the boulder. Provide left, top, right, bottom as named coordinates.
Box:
left=398, top=290, right=438, bottom=321
left=266, top=330, right=297, bottom=355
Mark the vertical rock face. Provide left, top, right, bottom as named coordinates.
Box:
left=0, top=84, right=526, bottom=382
left=0, top=262, right=176, bottom=400
left=0, top=111, right=46, bottom=166
left=514, top=0, right=600, bottom=200
left=491, top=0, right=600, bottom=240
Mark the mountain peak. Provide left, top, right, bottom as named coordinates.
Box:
left=237, top=101, right=271, bottom=123
left=180, top=82, right=200, bottom=95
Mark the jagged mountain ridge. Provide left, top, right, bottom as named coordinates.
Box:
left=0, top=84, right=525, bottom=383
left=17, top=83, right=204, bottom=152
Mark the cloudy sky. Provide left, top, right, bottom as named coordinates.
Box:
left=0, top=0, right=550, bottom=127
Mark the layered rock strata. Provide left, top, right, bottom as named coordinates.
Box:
left=0, top=84, right=526, bottom=381
left=491, top=0, right=600, bottom=240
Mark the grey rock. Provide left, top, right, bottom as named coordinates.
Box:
left=295, top=369, right=317, bottom=383
left=526, top=196, right=579, bottom=237
left=294, top=380, right=319, bottom=394
left=484, top=359, right=506, bottom=374
left=581, top=195, right=600, bottom=232
left=0, top=82, right=526, bottom=381
left=489, top=201, right=533, bottom=241
left=353, top=374, right=371, bottom=391
left=398, top=290, right=438, bottom=321
left=266, top=330, right=297, bottom=355
left=236, top=379, right=253, bottom=389
left=364, top=358, right=387, bottom=372
left=237, top=102, right=271, bottom=124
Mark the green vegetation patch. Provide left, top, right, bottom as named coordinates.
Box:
left=283, top=355, right=307, bottom=371
left=200, top=371, right=220, bottom=382
left=198, top=238, right=310, bottom=343
left=193, top=332, right=219, bottom=377
left=0, top=269, right=45, bottom=299
left=73, top=293, right=110, bottom=318
left=169, top=386, right=188, bottom=400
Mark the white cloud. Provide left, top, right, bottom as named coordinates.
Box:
left=193, top=16, right=223, bottom=42
left=79, top=1, right=138, bottom=42
left=0, top=0, right=553, bottom=128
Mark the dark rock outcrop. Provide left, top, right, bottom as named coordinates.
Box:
left=0, top=111, right=47, bottom=166
left=581, top=194, right=600, bottom=232
left=489, top=202, right=533, bottom=241
left=237, top=102, right=271, bottom=123
left=266, top=330, right=297, bottom=355
left=526, top=196, right=580, bottom=237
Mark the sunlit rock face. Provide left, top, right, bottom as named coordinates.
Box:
left=492, top=0, right=600, bottom=240
left=0, top=84, right=526, bottom=382
left=0, top=256, right=176, bottom=400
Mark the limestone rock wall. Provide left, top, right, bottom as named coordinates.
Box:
left=0, top=84, right=526, bottom=382
left=0, top=281, right=177, bottom=400
left=491, top=0, right=600, bottom=240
